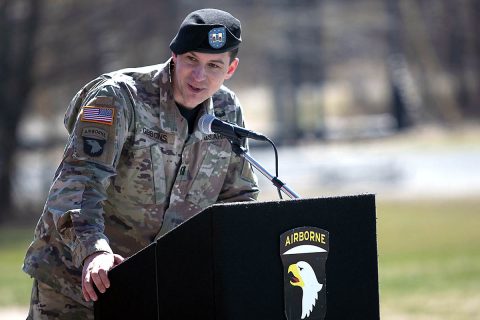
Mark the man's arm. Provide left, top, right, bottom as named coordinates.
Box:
left=48, top=80, right=132, bottom=301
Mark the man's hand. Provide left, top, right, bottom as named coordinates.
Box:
left=82, top=252, right=125, bottom=302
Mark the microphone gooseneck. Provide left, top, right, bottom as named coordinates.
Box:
left=198, top=114, right=300, bottom=199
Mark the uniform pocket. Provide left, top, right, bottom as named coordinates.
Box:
left=114, top=144, right=163, bottom=204
left=185, top=140, right=231, bottom=208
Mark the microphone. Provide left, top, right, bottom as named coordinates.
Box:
left=198, top=114, right=268, bottom=141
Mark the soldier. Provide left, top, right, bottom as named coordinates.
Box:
left=23, top=8, right=259, bottom=319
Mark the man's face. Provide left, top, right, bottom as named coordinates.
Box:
left=172, top=51, right=239, bottom=109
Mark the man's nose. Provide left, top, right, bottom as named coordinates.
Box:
left=192, top=65, right=206, bottom=81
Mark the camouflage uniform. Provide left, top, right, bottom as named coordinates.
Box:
left=23, top=59, right=259, bottom=318
left=27, top=280, right=93, bottom=320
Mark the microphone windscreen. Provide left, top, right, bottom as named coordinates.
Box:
left=198, top=114, right=215, bottom=134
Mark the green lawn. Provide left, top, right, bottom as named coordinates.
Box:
left=0, top=226, right=35, bottom=307
left=1, top=198, right=480, bottom=319
left=377, top=198, right=480, bottom=319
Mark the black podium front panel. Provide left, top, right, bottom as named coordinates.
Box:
left=95, top=195, right=379, bottom=320
left=211, top=196, right=379, bottom=319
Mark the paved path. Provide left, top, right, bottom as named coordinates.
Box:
left=0, top=307, right=28, bottom=320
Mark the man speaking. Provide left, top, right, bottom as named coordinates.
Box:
left=23, top=8, right=259, bottom=319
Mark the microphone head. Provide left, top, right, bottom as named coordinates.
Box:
left=198, top=114, right=216, bottom=134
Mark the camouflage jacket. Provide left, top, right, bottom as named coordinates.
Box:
left=23, top=59, right=259, bottom=305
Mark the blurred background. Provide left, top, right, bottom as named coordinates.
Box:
left=1, top=0, right=479, bottom=319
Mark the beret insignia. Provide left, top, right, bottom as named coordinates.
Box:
left=208, top=27, right=227, bottom=49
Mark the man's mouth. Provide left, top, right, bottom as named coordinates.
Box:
left=188, top=83, right=204, bottom=93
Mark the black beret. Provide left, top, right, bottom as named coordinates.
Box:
left=170, top=8, right=242, bottom=54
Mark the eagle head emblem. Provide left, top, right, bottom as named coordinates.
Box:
left=86, top=139, right=102, bottom=153
left=82, top=137, right=106, bottom=157
left=288, top=261, right=323, bottom=319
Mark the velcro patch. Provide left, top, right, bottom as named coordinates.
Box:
left=81, top=127, right=108, bottom=157
left=203, top=133, right=224, bottom=141
left=82, top=127, right=108, bottom=140
left=91, top=96, right=115, bottom=106
left=142, top=127, right=175, bottom=144
left=83, top=137, right=106, bottom=157
left=81, top=106, right=115, bottom=126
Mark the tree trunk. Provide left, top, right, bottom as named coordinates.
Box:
left=0, top=0, right=43, bottom=223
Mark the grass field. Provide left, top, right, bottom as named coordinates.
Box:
left=0, top=226, right=34, bottom=307
left=1, top=197, right=479, bottom=319
left=377, top=198, right=480, bottom=319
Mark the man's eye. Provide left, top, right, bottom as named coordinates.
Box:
left=187, top=56, right=197, bottom=62
left=208, top=63, right=220, bottom=69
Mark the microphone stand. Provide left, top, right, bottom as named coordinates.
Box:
left=229, top=139, right=301, bottom=199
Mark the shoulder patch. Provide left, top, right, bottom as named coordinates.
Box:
left=81, top=127, right=108, bottom=157
left=90, top=96, right=115, bottom=106
left=83, top=136, right=106, bottom=157
left=81, top=106, right=115, bottom=126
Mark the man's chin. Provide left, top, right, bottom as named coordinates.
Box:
left=183, top=96, right=208, bottom=108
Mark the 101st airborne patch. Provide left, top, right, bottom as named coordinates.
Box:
left=280, top=227, right=329, bottom=320
left=74, top=96, right=116, bottom=165
left=81, top=127, right=108, bottom=157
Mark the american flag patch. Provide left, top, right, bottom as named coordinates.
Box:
left=81, top=106, right=115, bottom=125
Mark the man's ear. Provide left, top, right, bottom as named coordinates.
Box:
left=171, top=52, right=177, bottom=63
left=225, top=58, right=239, bottom=80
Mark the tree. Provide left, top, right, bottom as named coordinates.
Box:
left=0, top=0, right=44, bottom=222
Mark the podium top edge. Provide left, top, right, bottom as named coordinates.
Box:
left=212, top=193, right=376, bottom=208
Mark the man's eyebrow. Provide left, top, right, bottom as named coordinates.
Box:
left=209, top=59, right=225, bottom=65
left=190, top=52, right=225, bottom=65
